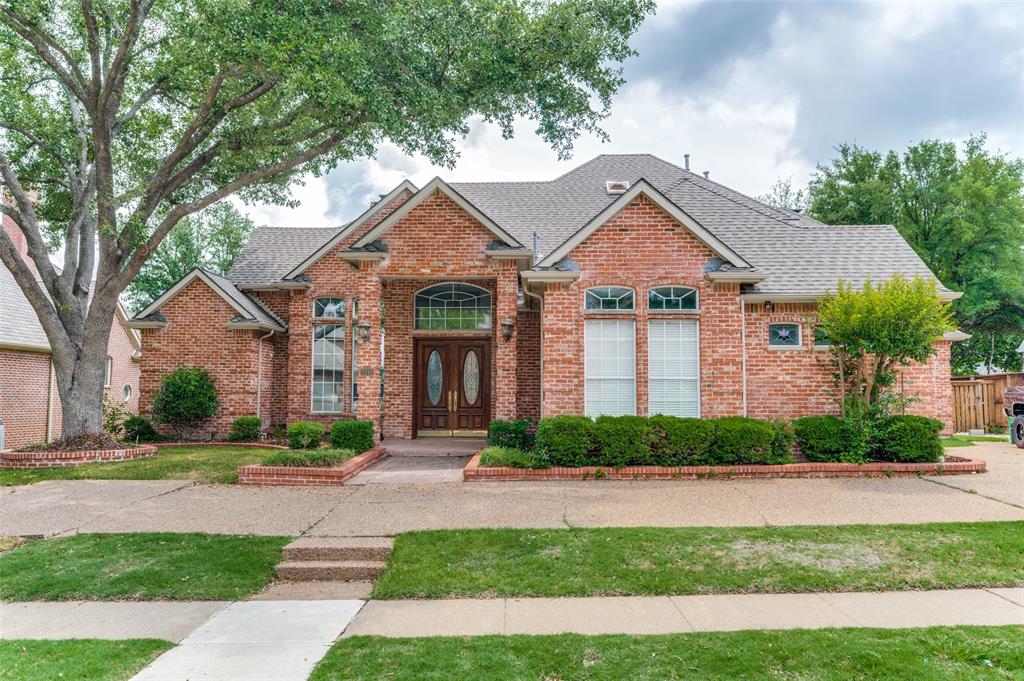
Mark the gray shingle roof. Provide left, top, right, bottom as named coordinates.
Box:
left=225, top=154, right=950, bottom=298
left=200, top=269, right=285, bottom=330
left=227, top=226, right=341, bottom=287
left=0, top=264, right=50, bottom=351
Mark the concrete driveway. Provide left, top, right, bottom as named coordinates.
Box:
left=1, top=442, right=1020, bottom=537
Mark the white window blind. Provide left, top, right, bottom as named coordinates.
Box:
left=648, top=319, right=700, bottom=417
left=585, top=319, right=636, bottom=416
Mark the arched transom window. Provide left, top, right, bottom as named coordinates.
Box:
left=415, top=283, right=492, bottom=330
left=648, top=286, right=698, bottom=311
left=313, top=297, right=345, bottom=318
left=585, top=286, right=635, bottom=310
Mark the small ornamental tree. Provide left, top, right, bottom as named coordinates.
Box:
left=817, top=276, right=955, bottom=410
left=152, top=367, right=218, bottom=439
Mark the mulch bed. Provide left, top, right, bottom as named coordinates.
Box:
left=463, top=454, right=987, bottom=481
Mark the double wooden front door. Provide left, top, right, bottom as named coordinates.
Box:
left=414, top=338, right=490, bottom=435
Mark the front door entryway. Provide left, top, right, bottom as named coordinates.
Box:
left=413, top=338, right=490, bottom=436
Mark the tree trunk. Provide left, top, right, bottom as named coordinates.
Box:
left=50, top=302, right=116, bottom=441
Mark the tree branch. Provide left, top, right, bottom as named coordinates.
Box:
left=0, top=4, right=90, bottom=104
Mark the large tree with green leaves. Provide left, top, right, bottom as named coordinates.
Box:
left=806, top=135, right=1024, bottom=374
left=124, top=202, right=253, bottom=313
left=0, top=0, right=653, bottom=439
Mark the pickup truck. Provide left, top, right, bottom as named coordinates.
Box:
left=1006, top=385, right=1024, bottom=448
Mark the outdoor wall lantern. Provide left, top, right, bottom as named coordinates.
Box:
left=763, top=301, right=775, bottom=312
left=356, top=320, right=371, bottom=342
left=501, top=318, right=515, bottom=342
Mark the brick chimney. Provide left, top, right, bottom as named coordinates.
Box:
left=1, top=196, right=37, bottom=276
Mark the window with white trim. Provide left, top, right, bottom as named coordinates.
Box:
left=414, top=283, right=492, bottom=330
left=648, top=319, right=700, bottom=417
left=104, top=356, right=112, bottom=387
left=122, top=384, right=132, bottom=401
left=312, top=324, right=345, bottom=413
left=813, top=325, right=831, bottom=347
left=585, top=318, right=636, bottom=416
left=350, top=299, right=359, bottom=405
left=648, top=286, right=698, bottom=311
left=768, top=323, right=801, bottom=348
left=585, top=286, right=634, bottom=311
left=313, top=297, right=345, bottom=319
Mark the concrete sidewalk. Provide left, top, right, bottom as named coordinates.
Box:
left=1, top=442, right=1019, bottom=537
left=345, top=588, right=1024, bottom=638
left=0, top=601, right=229, bottom=642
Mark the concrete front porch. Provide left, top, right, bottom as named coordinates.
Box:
left=380, top=437, right=484, bottom=457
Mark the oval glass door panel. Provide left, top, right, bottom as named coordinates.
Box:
left=463, top=350, right=480, bottom=405
left=426, top=350, right=443, bottom=406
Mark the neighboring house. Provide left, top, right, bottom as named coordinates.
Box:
left=0, top=214, right=141, bottom=450
left=128, top=154, right=962, bottom=440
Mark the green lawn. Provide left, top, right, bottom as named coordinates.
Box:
left=0, top=532, right=288, bottom=600
left=943, top=434, right=1011, bottom=447
left=373, top=522, right=1024, bottom=599
left=312, top=627, right=1024, bottom=680
left=0, top=445, right=270, bottom=486
left=0, top=639, right=172, bottom=681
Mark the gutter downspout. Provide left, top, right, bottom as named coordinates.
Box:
left=256, top=329, right=274, bottom=421
left=522, top=280, right=545, bottom=413
left=740, top=298, right=748, bottom=417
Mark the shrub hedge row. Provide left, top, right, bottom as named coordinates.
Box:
left=286, top=419, right=375, bottom=452
left=488, top=413, right=943, bottom=468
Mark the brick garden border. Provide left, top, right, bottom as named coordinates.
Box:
left=158, top=441, right=288, bottom=450
left=463, top=453, right=987, bottom=481
left=0, top=445, right=158, bottom=469
left=237, top=446, right=386, bottom=486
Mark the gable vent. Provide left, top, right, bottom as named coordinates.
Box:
left=605, top=180, right=630, bottom=195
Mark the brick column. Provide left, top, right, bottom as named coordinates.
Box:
left=493, top=263, right=519, bottom=420
left=355, top=266, right=383, bottom=441
left=540, top=281, right=582, bottom=416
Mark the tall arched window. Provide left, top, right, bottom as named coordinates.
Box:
left=414, top=283, right=492, bottom=330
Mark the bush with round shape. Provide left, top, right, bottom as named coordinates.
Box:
left=228, top=416, right=262, bottom=442
left=330, top=420, right=374, bottom=453
left=873, top=415, right=944, bottom=463
left=768, top=419, right=796, bottom=464
left=534, top=416, right=595, bottom=467
left=593, top=415, right=653, bottom=467
left=287, top=421, right=325, bottom=450
left=488, top=419, right=535, bottom=450
left=122, top=415, right=162, bottom=443
left=713, top=416, right=775, bottom=465
left=152, top=367, right=218, bottom=439
left=647, top=416, right=716, bottom=466
left=792, top=415, right=864, bottom=463
left=264, top=448, right=354, bottom=467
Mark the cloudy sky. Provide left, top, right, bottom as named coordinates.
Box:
left=243, top=0, right=1024, bottom=227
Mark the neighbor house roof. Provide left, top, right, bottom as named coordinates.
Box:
left=223, top=153, right=955, bottom=299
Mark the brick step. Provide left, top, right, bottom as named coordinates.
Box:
left=275, top=560, right=388, bottom=582
left=282, top=537, right=393, bottom=562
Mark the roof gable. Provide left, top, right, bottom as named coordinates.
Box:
left=283, top=180, right=417, bottom=280
left=535, top=179, right=750, bottom=269
left=352, top=178, right=524, bottom=250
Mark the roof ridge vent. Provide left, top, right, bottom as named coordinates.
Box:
left=605, top=180, right=630, bottom=195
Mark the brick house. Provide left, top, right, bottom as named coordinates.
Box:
left=0, top=215, right=142, bottom=450
left=128, top=154, right=962, bottom=441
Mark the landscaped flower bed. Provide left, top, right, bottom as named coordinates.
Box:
left=467, top=414, right=986, bottom=480
left=0, top=444, right=158, bottom=469
left=237, top=447, right=385, bottom=486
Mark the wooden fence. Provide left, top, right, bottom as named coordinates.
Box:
left=951, top=373, right=1024, bottom=432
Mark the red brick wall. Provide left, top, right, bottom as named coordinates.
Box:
left=0, top=348, right=54, bottom=449
left=104, top=315, right=140, bottom=412
left=138, top=278, right=262, bottom=437
left=516, top=308, right=541, bottom=421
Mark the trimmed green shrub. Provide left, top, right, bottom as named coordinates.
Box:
left=479, top=446, right=547, bottom=469
left=264, top=448, right=354, bottom=467
left=228, top=416, right=262, bottom=442
left=330, top=420, right=374, bottom=453
left=714, top=416, right=775, bottom=464
left=593, top=415, right=653, bottom=467
left=768, top=419, right=796, bottom=464
left=488, top=419, right=534, bottom=450
left=649, top=416, right=716, bottom=466
left=152, top=367, right=218, bottom=438
left=793, top=415, right=866, bottom=463
left=122, top=415, right=162, bottom=443
left=874, top=415, right=943, bottom=463
left=534, top=416, right=595, bottom=467
left=287, top=421, right=325, bottom=450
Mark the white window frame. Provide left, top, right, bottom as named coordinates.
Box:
left=768, top=322, right=802, bottom=350
left=122, top=384, right=132, bottom=401
left=647, top=318, right=701, bottom=418
left=647, top=285, right=700, bottom=312
left=311, top=323, right=346, bottom=414
left=104, top=356, right=112, bottom=387
left=584, top=286, right=635, bottom=312
left=813, top=325, right=832, bottom=350
left=584, top=318, right=637, bottom=417
left=313, top=297, right=345, bottom=319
